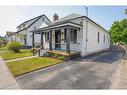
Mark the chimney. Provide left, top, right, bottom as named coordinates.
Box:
left=53, top=13, right=59, bottom=22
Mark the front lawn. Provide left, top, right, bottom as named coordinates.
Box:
left=0, top=49, right=32, bottom=60
left=6, top=57, right=62, bottom=77
left=0, top=47, right=7, bottom=51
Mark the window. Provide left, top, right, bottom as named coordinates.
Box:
left=103, top=34, right=105, bottom=43
left=70, top=29, right=77, bottom=43
left=97, top=32, right=100, bottom=43
left=42, top=18, right=44, bottom=21
left=64, top=28, right=77, bottom=43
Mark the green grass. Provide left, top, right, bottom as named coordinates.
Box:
left=0, top=49, right=32, bottom=60
left=6, top=57, right=62, bottom=77
left=0, top=47, right=7, bottom=51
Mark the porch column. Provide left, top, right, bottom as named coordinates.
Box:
left=49, top=30, right=52, bottom=51
left=41, top=32, right=43, bottom=46
left=32, top=32, right=35, bottom=48
left=66, top=27, right=70, bottom=54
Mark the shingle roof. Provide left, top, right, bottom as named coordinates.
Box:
left=32, top=13, right=108, bottom=33
left=54, top=13, right=82, bottom=23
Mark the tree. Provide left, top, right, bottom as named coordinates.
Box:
left=125, top=9, right=127, bottom=15
left=109, top=19, right=127, bottom=44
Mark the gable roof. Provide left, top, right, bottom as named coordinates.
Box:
left=9, top=14, right=52, bottom=35
left=54, top=13, right=108, bottom=33
left=32, top=13, right=108, bottom=33
left=17, top=14, right=52, bottom=28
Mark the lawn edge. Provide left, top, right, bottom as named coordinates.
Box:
left=14, top=60, right=63, bottom=77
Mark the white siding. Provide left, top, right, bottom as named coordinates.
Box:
left=16, top=15, right=52, bottom=47
left=86, top=21, right=110, bottom=55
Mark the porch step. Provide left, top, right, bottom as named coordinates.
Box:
left=34, top=49, right=49, bottom=57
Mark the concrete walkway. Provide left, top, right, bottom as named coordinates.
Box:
left=5, top=56, right=37, bottom=62
left=0, top=57, right=20, bottom=89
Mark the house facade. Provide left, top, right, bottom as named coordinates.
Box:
left=31, top=13, right=110, bottom=57
left=5, top=31, right=16, bottom=42
left=7, top=14, right=52, bottom=48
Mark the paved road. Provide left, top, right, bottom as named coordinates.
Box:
left=16, top=51, right=123, bottom=89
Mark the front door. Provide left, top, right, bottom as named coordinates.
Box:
left=55, top=30, right=61, bottom=50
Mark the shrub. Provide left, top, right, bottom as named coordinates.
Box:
left=48, top=53, right=54, bottom=57
left=7, top=41, right=22, bottom=53
left=57, top=55, right=65, bottom=60
left=54, top=53, right=58, bottom=58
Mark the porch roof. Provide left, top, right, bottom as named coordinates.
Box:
left=30, top=21, right=82, bottom=33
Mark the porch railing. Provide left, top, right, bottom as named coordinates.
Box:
left=52, top=43, right=80, bottom=52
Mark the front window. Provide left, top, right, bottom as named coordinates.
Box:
left=64, top=28, right=77, bottom=43
left=70, top=29, right=77, bottom=43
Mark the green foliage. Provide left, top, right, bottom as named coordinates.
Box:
left=109, top=19, right=127, bottom=44
left=7, top=41, right=22, bottom=53
left=54, top=53, right=58, bottom=57
left=125, top=9, right=127, bottom=15
left=57, top=55, right=65, bottom=60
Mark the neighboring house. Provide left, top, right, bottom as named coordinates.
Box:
left=5, top=31, right=16, bottom=42
left=31, top=13, right=110, bottom=57
left=8, top=14, right=52, bottom=48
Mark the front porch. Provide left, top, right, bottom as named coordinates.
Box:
left=31, top=21, right=82, bottom=58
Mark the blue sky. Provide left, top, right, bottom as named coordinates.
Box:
left=0, top=6, right=126, bottom=36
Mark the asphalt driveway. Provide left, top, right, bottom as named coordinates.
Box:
left=16, top=51, right=123, bottom=89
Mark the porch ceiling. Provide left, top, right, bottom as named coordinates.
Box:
left=30, top=21, right=82, bottom=33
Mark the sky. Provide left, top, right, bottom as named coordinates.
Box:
left=0, top=6, right=126, bottom=36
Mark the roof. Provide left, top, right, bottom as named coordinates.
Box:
left=31, top=21, right=82, bottom=32
left=17, top=14, right=52, bottom=28
left=32, top=13, right=108, bottom=33
left=7, top=14, right=53, bottom=37
left=54, top=13, right=82, bottom=23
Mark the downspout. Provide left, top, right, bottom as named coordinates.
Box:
left=84, top=6, right=88, bottom=55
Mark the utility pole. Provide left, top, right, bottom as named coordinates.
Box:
left=84, top=6, right=88, bottom=55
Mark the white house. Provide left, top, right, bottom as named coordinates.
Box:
left=9, top=14, right=52, bottom=48
left=31, top=13, right=110, bottom=57
left=5, top=31, right=16, bottom=42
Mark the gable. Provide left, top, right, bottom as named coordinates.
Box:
left=40, top=22, right=48, bottom=28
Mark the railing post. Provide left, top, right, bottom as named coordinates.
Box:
left=49, top=30, right=52, bottom=51
left=32, top=32, right=35, bottom=55
left=32, top=32, right=35, bottom=48
left=41, top=32, right=43, bottom=46
left=66, top=27, right=70, bottom=54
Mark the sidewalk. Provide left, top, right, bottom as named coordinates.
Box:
left=111, top=60, right=127, bottom=89
left=0, top=57, right=20, bottom=89
left=5, top=56, right=36, bottom=62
